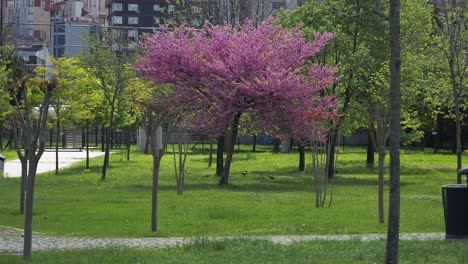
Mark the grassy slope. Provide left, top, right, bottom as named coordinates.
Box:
left=1, top=239, right=467, bottom=264
left=0, top=145, right=462, bottom=237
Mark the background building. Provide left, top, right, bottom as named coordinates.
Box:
left=106, top=0, right=177, bottom=40
left=50, top=0, right=103, bottom=58
left=4, top=0, right=51, bottom=46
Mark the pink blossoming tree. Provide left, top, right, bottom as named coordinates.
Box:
left=136, top=20, right=338, bottom=186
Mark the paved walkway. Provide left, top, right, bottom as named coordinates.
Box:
left=2, top=151, right=105, bottom=177
left=0, top=226, right=446, bottom=253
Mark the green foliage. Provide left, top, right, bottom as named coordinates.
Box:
left=47, top=57, right=103, bottom=128
left=279, top=0, right=446, bottom=144
left=0, top=51, right=11, bottom=127
left=78, top=30, right=136, bottom=128
left=0, top=46, right=26, bottom=129
left=278, top=0, right=388, bottom=136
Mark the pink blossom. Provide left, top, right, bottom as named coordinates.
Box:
left=135, top=19, right=338, bottom=141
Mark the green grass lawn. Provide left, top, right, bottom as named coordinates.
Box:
left=0, top=148, right=17, bottom=160
left=1, top=239, right=467, bottom=264
left=0, top=145, right=464, bottom=237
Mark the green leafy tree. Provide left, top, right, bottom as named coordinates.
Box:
left=53, top=57, right=103, bottom=170
left=279, top=0, right=388, bottom=179
left=0, top=46, right=27, bottom=212
left=433, top=1, right=467, bottom=182
left=8, top=68, right=60, bottom=259
left=130, top=79, right=188, bottom=232
left=79, top=30, right=135, bottom=180
left=0, top=48, right=12, bottom=150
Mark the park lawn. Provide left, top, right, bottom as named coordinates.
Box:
left=0, top=145, right=462, bottom=237
left=0, top=149, right=17, bottom=160
left=1, top=239, right=467, bottom=264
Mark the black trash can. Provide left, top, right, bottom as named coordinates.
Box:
left=442, top=184, right=467, bottom=239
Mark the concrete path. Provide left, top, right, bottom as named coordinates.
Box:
left=0, top=226, right=446, bottom=253
left=2, top=151, right=105, bottom=177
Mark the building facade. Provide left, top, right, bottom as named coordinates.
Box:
left=4, top=0, right=51, bottom=45
left=50, top=0, right=103, bottom=58
left=106, top=0, right=178, bottom=40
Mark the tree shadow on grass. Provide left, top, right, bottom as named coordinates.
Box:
left=115, top=172, right=414, bottom=193
left=336, top=161, right=454, bottom=176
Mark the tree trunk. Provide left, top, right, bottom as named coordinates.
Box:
left=20, top=160, right=26, bottom=214
left=177, top=162, right=184, bottom=195
left=151, top=155, right=161, bottom=232
left=273, top=138, right=280, bottom=153
left=101, top=125, right=111, bottom=180
left=298, top=144, right=305, bottom=172
left=367, top=129, right=375, bottom=167
left=101, top=126, right=105, bottom=152
left=378, top=151, right=385, bottom=224
left=126, top=128, right=131, bottom=161
left=385, top=1, right=401, bottom=263
left=5, top=129, right=14, bottom=149
left=86, top=123, right=90, bottom=170
left=0, top=126, right=3, bottom=151
left=55, top=116, right=59, bottom=174
left=219, top=113, right=241, bottom=185
left=216, top=135, right=224, bottom=177
left=95, top=127, right=98, bottom=147
left=327, top=133, right=338, bottom=178
left=208, top=143, right=213, bottom=167
left=434, top=117, right=442, bottom=154
left=454, top=101, right=462, bottom=183
left=144, top=138, right=149, bottom=154
left=23, top=160, right=38, bottom=260
left=252, top=134, right=256, bottom=152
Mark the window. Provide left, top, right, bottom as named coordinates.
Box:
left=28, top=56, right=37, bottom=64
left=128, top=4, right=138, bottom=11
left=128, top=17, right=138, bottom=24
left=191, top=19, right=200, bottom=27
left=154, top=17, right=160, bottom=25
left=55, top=35, right=65, bottom=45
left=167, top=17, right=175, bottom=24
left=128, top=30, right=138, bottom=38
left=112, top=3, right=123, bottom=11
left=112, top=16, right=123, bottom=25
left=153, top=4, right=160, bottom=11
left=191, top=6, right=201, bottom=14
left=54, top=24, right=65, bottom=33
left=168, top=5, right=175, bottom=12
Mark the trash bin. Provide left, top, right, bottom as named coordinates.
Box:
left=442, top=167, right=468, bottom=239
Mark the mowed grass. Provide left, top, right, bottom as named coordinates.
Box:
left=1, top=239, right=467, bottom=264
left=0, top=145, right=463, bottom=237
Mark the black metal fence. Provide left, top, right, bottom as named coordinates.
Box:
left=0, top=127, right=137, bottom=151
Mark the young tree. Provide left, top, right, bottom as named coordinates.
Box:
left=0, top=46, right=27, bottom=212
left=8, top=72, right=58, bottom=259
left=79, top=30, right=135, bottom=180
left=0, top=48, right=12, bottom=151
left=385, top=0, right=402, bottom=262
left=433, top=1, right=467, bottom=183
left=130, top=79, right=187, bottom=232
left=171, top=127, right=190, bottom=195
left=58, top=57, right=103, bottom=170
left=136, top=21, right=337, bottom=185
